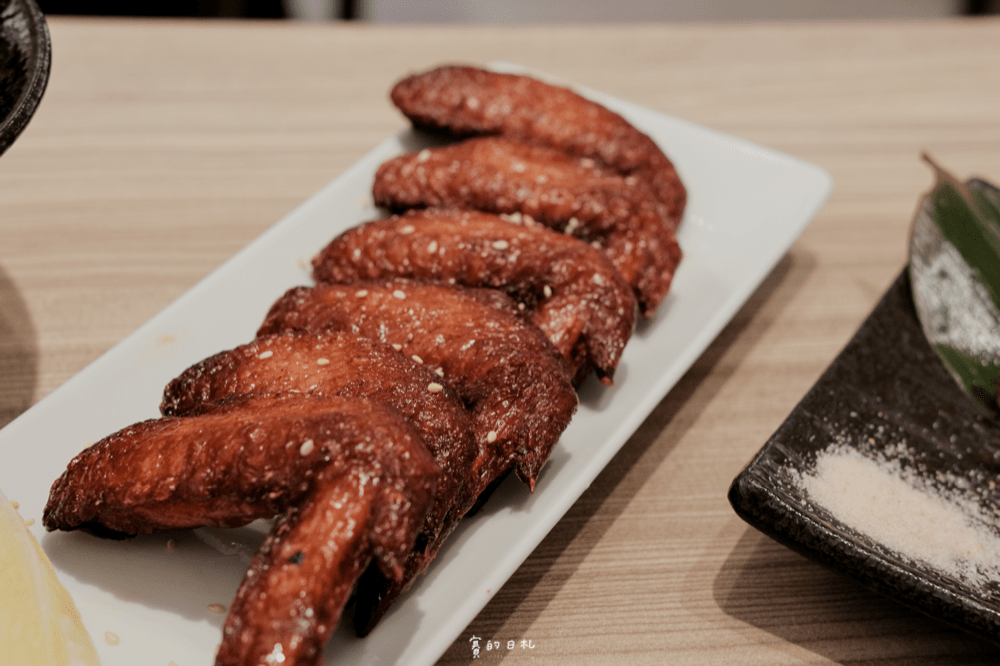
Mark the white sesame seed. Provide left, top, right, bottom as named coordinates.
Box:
left=400, top=224, right=416, bottom=234
left=543, top=285, right=553, bottom=298
left=428, top=383, right=444, bottom=393
left=416, top=149, right=431, bottom=162
left=316, top=358, right=330, bottom=365
left=436, top=367, right=445, bottom=377
left=393, top=289, right=406, bottom=299
left=355, top=289, right=368, bottom=297
left=258, top=350, right=274, bottom=359
left=300, top=440, right=315, bottom=456
left=104, top=631, right=120, bottom=646
left=392, top=343, right=403, bottom=351
left=411, top=355, right=423, bottom=364
left=487, top=431, right=498, bottom=443
left=428, top=240, right=438, bottom=253
left=492, top=240, right=509, bottom=250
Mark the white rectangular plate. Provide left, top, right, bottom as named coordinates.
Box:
left=0, top=65, right=832, bottom=666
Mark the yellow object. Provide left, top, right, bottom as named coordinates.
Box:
left=0, top=486, right=100, bottom=666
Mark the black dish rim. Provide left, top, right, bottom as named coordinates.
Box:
left=0, top=0, right=51, bottom=156
left=730, top=268, right=1000, bottom=646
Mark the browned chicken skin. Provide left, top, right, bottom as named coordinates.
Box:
left=259, top=279, right=577, bottom=492
left=44, top=395, right=428, bottom=536
left=159, top=331, right=478, bottom=600
left=389, top=65, right=686, bottom=230
left=42, top=395, right=440, bottom=666
left=311, top=208, right=636, bottom=384
left=218, top=469, right=377, bottom=666
left=373, top=136, right=681, bottom=314
left=258, top=279, right=578, bottom=632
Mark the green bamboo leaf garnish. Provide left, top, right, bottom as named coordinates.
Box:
left=908, top=155, right=1000, bottom=416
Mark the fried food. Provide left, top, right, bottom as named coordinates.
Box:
left=43, top=394, right=435, bottom=539
left=390, top=64, right=686, bottom=230
left=217, top=468, right=377, bottom=666
left=311, top=208, right=636, bottom=384
left=159, top=332, right=483, bottom=639
left=43, top=395, right=439, bottom=666
left=42, top=65, right=688, bottom=664
left=372, top=136, right=681, bottom=314
left=206, top=400, right=437, bottom=666
left=258, top=279, right=577, bottom=493
left=258, top=279, right=579, bottom=633
left=160, top=331, right=477, bottom=571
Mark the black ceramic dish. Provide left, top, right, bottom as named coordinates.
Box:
left=0, top=0, right=49, bottom=156
left=729, top=269, right=1000, bottom=645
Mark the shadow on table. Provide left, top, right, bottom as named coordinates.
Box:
left=435, top=248, right=817, bottom=663
left=0, top=263, right=37, bottom=430
left=714, top=527, right=1000, bottom=665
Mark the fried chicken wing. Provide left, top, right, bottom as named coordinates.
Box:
left=217, top=470, right=375, bottom=666
left=372, top=136, right=681, bottom=314
left=159, top=332, right=483, bottom=638
left=216, top=415, right=437, bottom=666
left=160, top=331, right=476, bottom=558
left=311, top=209, right=636, bottom=384
left=45, top=394, right=439, bottom=666
left=43, top=395, right=435, bottom=541
left=258, top=279, right=577, bottom=493
left=258, top=280, right=579, bottom=633
left=389, top=64, right=686, bottom=229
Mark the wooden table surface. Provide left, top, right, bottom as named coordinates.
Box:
left=4, top=16, right=1000, bottom=666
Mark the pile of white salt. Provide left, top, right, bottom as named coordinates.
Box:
left=795, top=444, right=1000, bottom=590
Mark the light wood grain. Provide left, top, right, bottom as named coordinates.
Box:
left=3, top=16, right=1000, bottom=665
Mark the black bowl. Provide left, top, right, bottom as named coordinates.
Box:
left=0, top=0, right=50, bottom=156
